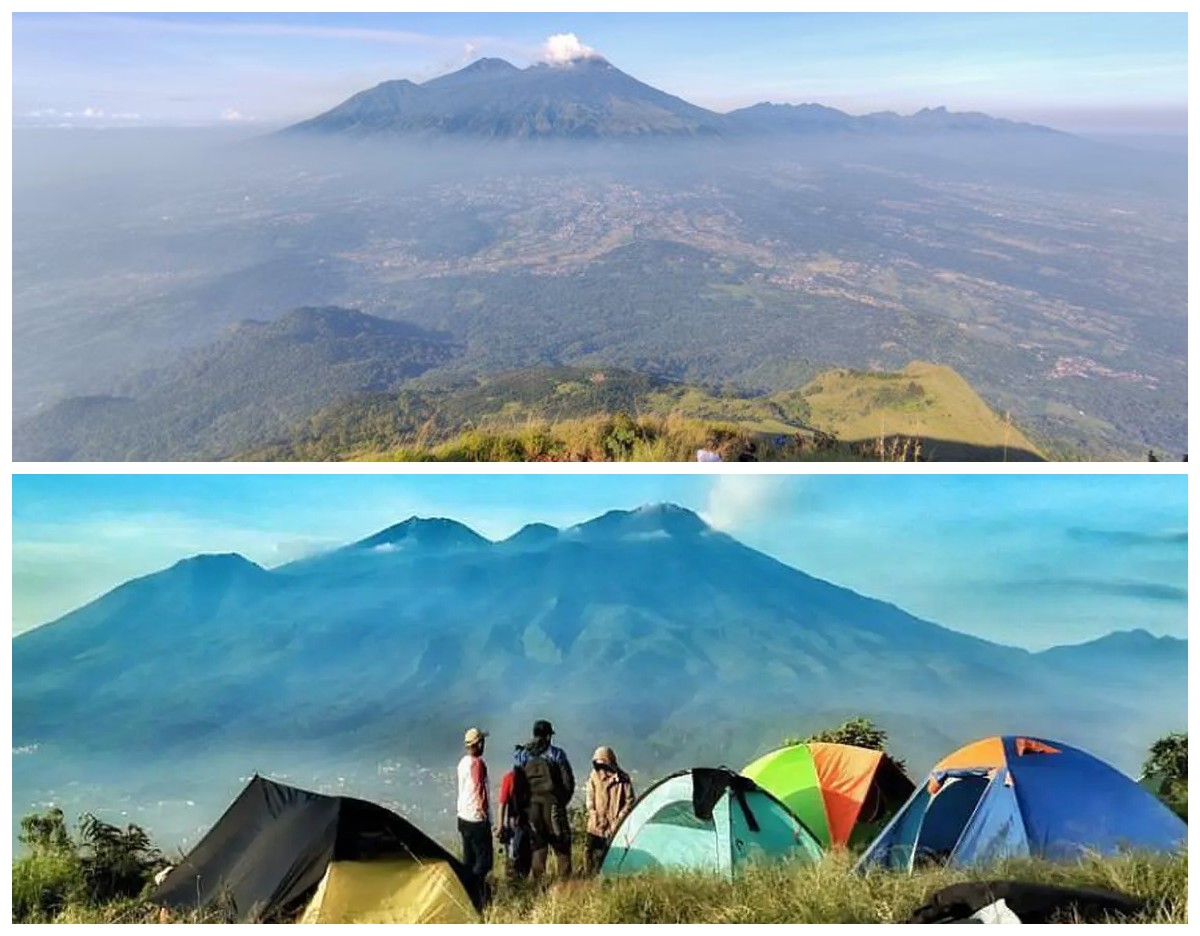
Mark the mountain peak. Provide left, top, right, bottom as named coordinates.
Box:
left=169, top=553, right=264, bottom=573
left=1085, top=628, right=1182, bottom=648
left=537, top=54, right=613, bottom=70
left=1039, top=628, right=1186, bottom=662
left=503, top=522, right=560, bottom=548
left=353, top=517, right=487, bottom=552
left=158, top=553, right=272, bottom=591
left=461, top=57, right=519, bottom=74
left=571, top=502, right=711, bottom=540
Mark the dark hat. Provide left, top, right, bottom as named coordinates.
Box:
left=533, top=719, right=554, bottom=738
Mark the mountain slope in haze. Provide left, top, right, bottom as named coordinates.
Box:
left=13, top=505, right=1183, bottom=782
left=12, top=307, right=459, bottom=461
left=14, top=289, right=1053, bottom=464
left=723, top=103, right=1058, bottom=137
left=286, top=56, right=726, bottom=140
left=1037, top=629, right=1188, bottom=685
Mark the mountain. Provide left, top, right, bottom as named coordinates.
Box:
left=1037, top=629, right=1187, bottom=684
left=283, top=57, right=1064, bottom=142
left=13, top=307, right=459, bottom=461
left=721, top=103, right=1056, bottom=137
left=724, top=102, right=859, bottom=134
left=286, top=56, right=726, bottom=140
left=14, top=505, right=1184, bottom=782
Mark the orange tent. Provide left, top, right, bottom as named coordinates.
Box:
left=743, top=742, right=914, bottom=847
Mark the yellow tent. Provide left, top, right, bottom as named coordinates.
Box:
left=300, top=858, right=479, bottom=924
left=154, top=776, right=482, bottom=923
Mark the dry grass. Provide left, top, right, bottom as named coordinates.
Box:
left=483, top=851, right=1186, bottom=924
left=365, top=413, right=887, bottom=463
left=21, top=852, right=1185, bottom=924
left=802, top=362, right=1042, bottom=458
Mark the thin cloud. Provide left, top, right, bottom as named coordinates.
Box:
left=1065, top=527, right=1186, bottom=548
left=17, top=14, right=471, bottom=49
left=1004, top=577, right=1187, bottom=604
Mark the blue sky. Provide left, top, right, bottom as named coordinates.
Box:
left=12, top=13, right=1187, bottom=133
left=12, top=474, right=1186, bottom=650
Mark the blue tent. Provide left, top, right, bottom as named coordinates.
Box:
left=856, top=735, right=1187, bottom=871
left=601, top=768, right=824, bottom=879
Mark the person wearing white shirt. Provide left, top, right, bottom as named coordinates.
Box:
left=457, top=727, right=493, bottom=901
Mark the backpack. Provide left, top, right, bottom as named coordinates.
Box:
left=517, top=749, right=563, bottom=807
left=903, top=881, right=1145, bottom=924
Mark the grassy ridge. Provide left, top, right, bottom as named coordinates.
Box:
left=801, top=362, right=1043, bottom=460
left=365, top=413, right=879, bottom=463
left=245, top=361, right=1041, bottom=462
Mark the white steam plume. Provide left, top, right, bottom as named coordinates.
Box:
left=542, top=33, right=601, bottom=66
left=702, top=476, right=793, bottom=533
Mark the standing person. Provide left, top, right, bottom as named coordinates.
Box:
left=584, top=746, right=636, bottom=875
left=495, top=763, right=532, bottom=878
left=457, top=727, right=493, bottom=903
left=513, top=719, right=575, bottom=879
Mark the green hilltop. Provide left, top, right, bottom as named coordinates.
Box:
left=241, top=361, right=1045, bottom=462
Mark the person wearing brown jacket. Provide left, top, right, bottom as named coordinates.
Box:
left=584, top=746, right=636, bottom=874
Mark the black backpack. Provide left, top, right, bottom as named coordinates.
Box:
left=904, top=881, right=1145, bottom=924
left=517, top=750, right=563, bottom=806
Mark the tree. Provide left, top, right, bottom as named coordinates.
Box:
left=1143, top=732, right=1186, bottom=784
left=19, top=807, right=73, bottom=856
left=76, top=813, right=167, bottom=905
left=783, top=716, right=906, bottom=771
left=1143, top=732, right=1187, bottom=821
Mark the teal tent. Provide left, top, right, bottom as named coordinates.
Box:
left=600, top=768, right=823, bottom=879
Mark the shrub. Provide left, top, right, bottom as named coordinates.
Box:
left=12, top=809, right=166, bottom=922
left=12, top=852, right=82, bottom=922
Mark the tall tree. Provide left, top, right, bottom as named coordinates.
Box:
left=784, top=716, right=906, bottom=770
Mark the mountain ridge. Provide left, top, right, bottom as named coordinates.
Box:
left=15, top=501, right=1182, bottom=660
left=283, top=56, right=1068, bottom=141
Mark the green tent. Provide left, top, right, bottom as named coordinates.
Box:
left=743, top=742, right=915, bottom=849
left=600, top=768, right=823, bottom=880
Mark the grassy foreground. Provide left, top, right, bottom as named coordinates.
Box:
left=483, top=853, right=1185, bottom=924
left=244, top=361, right=1047, bottom=463
left=356, top=413, right=886, bottom=463
left=18, top=852, right=1186, bottom=924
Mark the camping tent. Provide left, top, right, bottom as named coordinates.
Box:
left=856, top=736, right=1188, bottom=872
left=742, top=742, right=915, bottom=848
left=152, top=775, right=481, bottom=923
left=600, top=767, right=823, bottom=879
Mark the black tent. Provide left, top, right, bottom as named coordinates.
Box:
left=153, top=775, right=482, bottom=922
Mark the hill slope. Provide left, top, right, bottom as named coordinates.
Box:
left=13, top=307, right=458, bottom=461
left=801, top=363, right=1042, bottom=461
